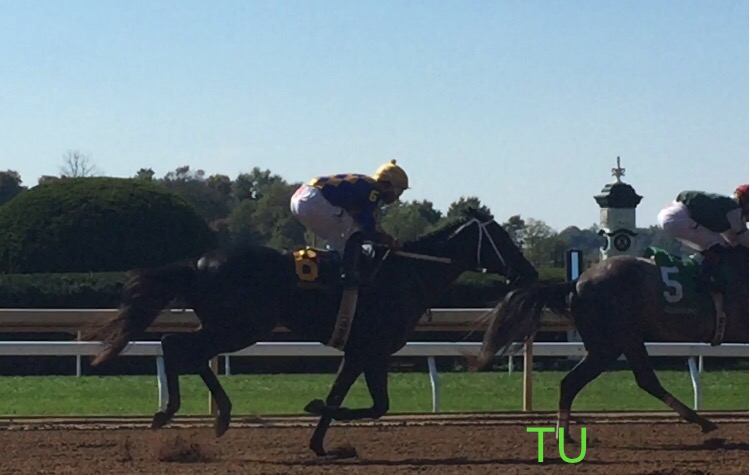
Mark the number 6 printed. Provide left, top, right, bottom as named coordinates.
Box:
left=660, top=266, right=683, bottom=303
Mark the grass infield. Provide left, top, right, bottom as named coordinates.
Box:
left=0, top=369, right=745, bottom=416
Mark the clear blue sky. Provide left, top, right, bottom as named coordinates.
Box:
left=1, top=0, right=747, bottom=231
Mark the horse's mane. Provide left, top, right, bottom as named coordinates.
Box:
left=400, top=215, right=473, bottom=254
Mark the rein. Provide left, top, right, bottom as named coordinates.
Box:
left=389, top=217, right=507, bottom=269
left=393, top=250, right=452, bottom=264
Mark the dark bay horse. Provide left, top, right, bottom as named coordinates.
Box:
left=474, top=246, right=748, bottom=440
left=89, top=209, right=538, bottom=456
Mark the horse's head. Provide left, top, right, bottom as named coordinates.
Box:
left=402, top=208, right=538, bottom=286
left=464, top=208, right=539, bottom=287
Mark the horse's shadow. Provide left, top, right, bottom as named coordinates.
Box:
left=627, top=437, right=748, bottom=452
left=243, top=455, right=613, bottom=467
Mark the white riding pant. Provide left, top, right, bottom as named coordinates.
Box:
left=290, top=184, right=361, bottom=253
left=657, top=201, right=748, bottom=251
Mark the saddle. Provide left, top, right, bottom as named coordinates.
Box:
left=644, top=246, right=731, bottom=345
left=291, top=244, right=386, bottom=289
left=292, top=244, right=390, bottom=351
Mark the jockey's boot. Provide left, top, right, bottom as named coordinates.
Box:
left=698, top=244, right=725, bottom=292
left=329, top=233, right=364, bottom=350
left=340, top=232, right=364, bottom=287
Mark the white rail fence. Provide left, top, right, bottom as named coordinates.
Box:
left=0, top=340, right=745, bottom=413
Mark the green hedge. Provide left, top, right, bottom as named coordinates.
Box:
left=0, top=267, right=566, bottom=309
left=0, top=177, right=216, bottom=273
left=0, top=272, right=126, bottom=308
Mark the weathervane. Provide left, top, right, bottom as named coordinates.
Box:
left=611, top=156, right=625, bottom=183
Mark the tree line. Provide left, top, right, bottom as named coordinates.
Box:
left=0, top=151, right=687, bottom=269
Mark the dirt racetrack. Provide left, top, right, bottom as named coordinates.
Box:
left=0, top=412, right=746, bottom=475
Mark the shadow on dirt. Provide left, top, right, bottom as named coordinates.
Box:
left=628, top=437, right=748, bottom=452
left=243, top=450, right=614, bottom=467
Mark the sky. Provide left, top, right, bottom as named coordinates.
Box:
left=1, top=0, right=747, bottom=231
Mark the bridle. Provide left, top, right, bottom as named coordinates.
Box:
left=390, top=218, right=507, bottom=271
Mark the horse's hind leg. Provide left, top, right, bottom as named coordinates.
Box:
left=151, top=332, right=183, bottom=430
left=152, top=329, right=237, bottom=434
left=558, top=349, right=619, bottom=442
left=198, top=357, right=233, bottom=437
left=623, top=341, right=717, bottom=433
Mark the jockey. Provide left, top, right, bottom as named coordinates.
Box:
left=657, top=184, right=749, bottom=286
left=290, top=159, right=408, bottom=286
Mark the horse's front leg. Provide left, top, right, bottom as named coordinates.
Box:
left=305, top=356, right=364, bottom=456
left=327, top=357, right=390, bottom=421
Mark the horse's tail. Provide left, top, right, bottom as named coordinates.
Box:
left=473, top=281, right=576, bottom=370
left=86, top=260, right=197, bottom=367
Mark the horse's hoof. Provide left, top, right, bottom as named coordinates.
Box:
left=151, top=411, right=171, bottom=430
left=555, top=430, right=576, bottom=444
left=309, top=442, right=327, bottom=457
left=304, top=399, right=326, bottom=416
left=701, top=421, right=719, bottom=433
left=215, top=412, right=231, bottom=438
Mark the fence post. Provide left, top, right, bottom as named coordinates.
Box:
left=427, top=356, right=440, bottom=413
left=75, top=331, right=82, bottom=377
left=523, top=335, right=535, bottom=411
left=688, top=357, right=701, bottom=410
left=156, top=356, right=168, bottom=412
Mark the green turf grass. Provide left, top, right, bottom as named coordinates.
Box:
left=0, top=370, right=745, bottom=416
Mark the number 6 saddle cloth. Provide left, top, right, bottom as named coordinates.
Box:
left=291, top=246, right=379, bottom=290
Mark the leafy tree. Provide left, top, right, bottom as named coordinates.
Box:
left=233, top=168, right=283, bottom=202
left=251, top=181, right=305, bottom=249
left=228, top=199, right=263, bottom=245
left=558, top=224, right=602, bottom=264
left=413, top=199, right=443, bottom=226
left=229, top=181, right=305, bottom=249
left=502, top=214, right=526, bottom=248
left=445, top=196, right=492, bottom=220
left=38, top=175, right=60, bottom=185
left=0, top=170, right=26, bottom=206
left=159, top=166, right=230, bottom=222
left=134, top=168, right=155, bottom=181
left=380, top=200, right=443, bottom=242
left=523, top=218, right=561, bottom=268
left=206, top=174, right=232, bottom=199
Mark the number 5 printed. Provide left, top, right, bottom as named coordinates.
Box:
left=660, top=266, right=683, bottom=303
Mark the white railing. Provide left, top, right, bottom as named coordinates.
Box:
left=0, top=340, right=745, bottom=413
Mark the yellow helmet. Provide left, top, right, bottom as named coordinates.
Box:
left=373, top=159, right=409, bottom=189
